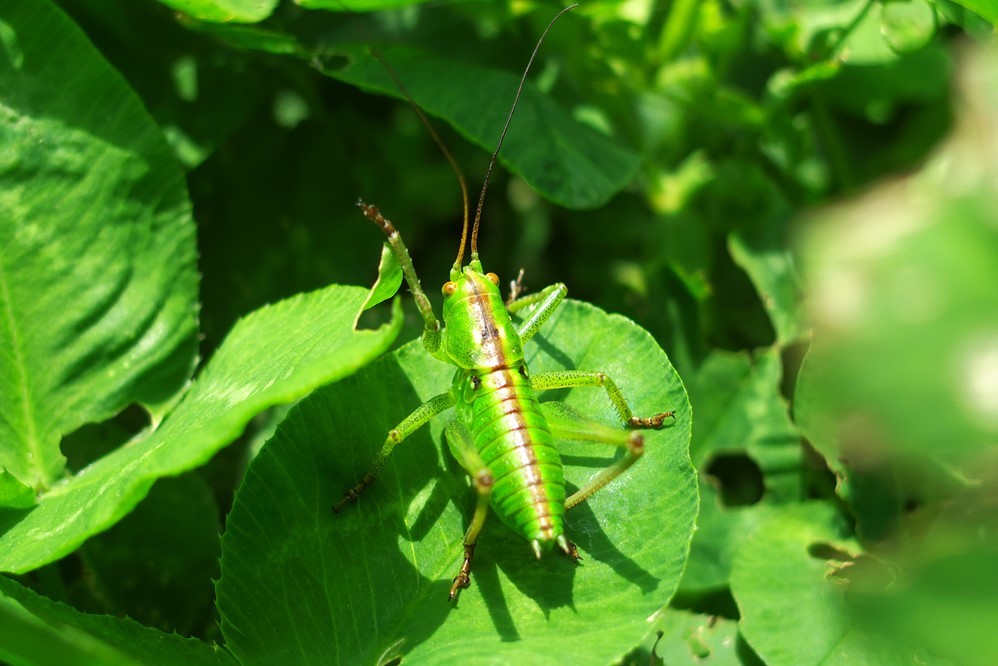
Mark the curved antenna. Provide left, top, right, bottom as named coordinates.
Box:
left=469, top=3, right=578, bottom=260
left=367, top=47, right=471, bottom=271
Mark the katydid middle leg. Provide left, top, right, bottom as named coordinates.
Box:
left=334, top=392, right=455, bottom=512
left=444, top=421, right=495, bottom=600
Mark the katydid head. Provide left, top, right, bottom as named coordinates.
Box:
left=439, top=261, right=524, bottom=370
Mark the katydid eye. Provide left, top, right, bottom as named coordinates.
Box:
left=486, top=272, right=500, bottom=285
left=442, top=281, right=457, bottom=296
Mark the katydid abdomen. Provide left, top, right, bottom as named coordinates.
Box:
left=444, top=265, right=572, bottom=556
left=458, top=366, right=567, bottom=548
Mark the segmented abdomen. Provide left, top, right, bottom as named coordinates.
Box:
left=468, top=368, right=566, bottom=544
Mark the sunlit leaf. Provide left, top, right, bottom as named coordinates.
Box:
left=218, top=301, right=696, bottom=664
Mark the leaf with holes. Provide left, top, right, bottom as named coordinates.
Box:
left=730, top=502, right=937, bottom=665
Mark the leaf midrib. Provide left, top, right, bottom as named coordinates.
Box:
left=0, top=249, right=44, bottom=490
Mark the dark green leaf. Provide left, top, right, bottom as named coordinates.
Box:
left=686, top=349, right=800, bottom=501
left=75, top=474, right=221, bottom=635
left=325, top=45, right=640, bottom=209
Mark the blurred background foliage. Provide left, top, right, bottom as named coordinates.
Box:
left=6, top=0, right=998, bottom=663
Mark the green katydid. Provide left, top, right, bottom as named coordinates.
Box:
left=334, top=4, right=675, bottom=601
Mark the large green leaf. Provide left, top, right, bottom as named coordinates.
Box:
left=218, top=300, right=696, bottom=664
left=0, top=0, right=198, bottom=492
left=0, top=575, right=235, bottom=666
left=730, top=502, right=936, bottom=665
left=0, top=275, right=402, bottom=573
left=325, top=44, right=640, bottom=209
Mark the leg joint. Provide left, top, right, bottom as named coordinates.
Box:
left=472, top=469, right=494, bottom=494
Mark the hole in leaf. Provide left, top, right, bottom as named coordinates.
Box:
left=670, top=587, right=740, bottom=620
left=808, top=545, right=897, bottom=597
left=808, top=541, right=855, bottom=563
left=704, top=453, right=764, bottom=506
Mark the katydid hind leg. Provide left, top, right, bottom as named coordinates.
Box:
left=444, top=421, right=495, bottom=600
left=541, top=401, right=650, bottom=510
left=333, top=392, right=455, bottom=512
left=533, top=368, right=676, bottom=510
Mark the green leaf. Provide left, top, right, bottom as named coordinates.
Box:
left=679, top=482, right=775, bottom=593
left=852, top=497, right=998, bottom=666
left=729, top=223, right=804, bottom=346
left=623, top=608, right=757, bottom=665
left=0, top=0, right=198, bottom=491
left=880, top=0, right=937, bottom=54
left=730, top=502, right=933, bottom=665
left=360, top=244, right=403, bottom=313
left=677, top=349, right=801, bottom=593
left=154, top=0, right=277, bottom=23
left=325, top=45, right=641, bottom=209
left=0, top=575, right=235, bottom=666
left=0, top=469, right=34, bottom=509
left=0, top=280, right=402, bottom=573
left=218, top=300, right=695, bottom=664
left=686, top=349, right=801, bottom=501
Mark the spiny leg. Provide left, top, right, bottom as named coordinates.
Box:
left=334, top=392, right=455, bottom=512
left=444, top=421, right=495, bottom=600
left=530, top=370, right=674, bottom=428
left=540, top=402, right=651, bottom=510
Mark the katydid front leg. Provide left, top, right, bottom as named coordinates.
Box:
left=358, top=202, right=442, bottom=354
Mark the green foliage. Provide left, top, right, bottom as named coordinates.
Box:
left=1, top=0, right=996, bottom=664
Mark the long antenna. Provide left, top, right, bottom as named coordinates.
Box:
left=366, top=47, right=472, bottom=271
left=469, top=3, right=578, bottom=260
